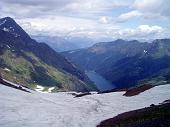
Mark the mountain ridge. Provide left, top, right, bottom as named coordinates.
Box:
left=64, top=39, right=170, bottom=88
left=0, top=17, right=97, bottom=92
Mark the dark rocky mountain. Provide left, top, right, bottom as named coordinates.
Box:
left=63, top=39, right=148, bottom=70
left=0, top=17, right=97, bottom=92
left=0, top=17, right=31, bottom=41
left=64, top=39, right=170, bottom=88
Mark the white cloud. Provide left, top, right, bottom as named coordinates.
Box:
left=99, top=16, right=110, bottom=24
left=133, top=0, right=170, bottom=18
left=63, top=0, right=133, bottom=13
left=112, top=25, right=164, bottom=40
left=0, top=0, right=132, bottom=18
left=138, top=25, right=163, bottom=33
left=117, top=0, right=170, bottom=23
left=134, top=0, right=163, bottom=12
left=16, top=16, right=167, bottom=41
left=0, top=0, right=169, bottom=40
left=117, top=11, right=142, bottom=22
left=17, top=16, right=118, bottom=38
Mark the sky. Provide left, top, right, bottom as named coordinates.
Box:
left=0, top=0, right=170, bottom=41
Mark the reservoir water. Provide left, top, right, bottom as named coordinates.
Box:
left=86, top=71, right=115, bottom=91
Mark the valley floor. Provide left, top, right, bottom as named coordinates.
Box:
left=0, top=83, right=170, bottom=127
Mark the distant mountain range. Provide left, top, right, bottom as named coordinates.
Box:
left=32, top=35, right=94, bottom=52
left=64, top=39, right=170, bottom=88
left=0, top=17, right=97, bottom=92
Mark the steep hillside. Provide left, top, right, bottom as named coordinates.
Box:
left=64, top=39, right=149, bottom=70
left=98, top=39, right=170, bottom=88
left=0, top=17, right=97, bottom=92
left=64, top=39, right=170, bottom=88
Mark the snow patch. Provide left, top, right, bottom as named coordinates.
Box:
left=3, top=27, right=10, bottom=32
left=69, top=49, right=81, bottom=53
left=48, top=87, right=55, bottom=93
left=3, top=68, right=11, bottom=72
left=6, top=45, right=10, bottom=48
left=69, top=50, right=76, bottom=53
left=0, top=19, right=6, bottom=26
left=144, top=50, right=147, bottom=53
left=1, top=26, right=20, bottom=37
left=35, top=85, right=55, bottom=93
left=35, top=85, right=45, bottom=93
left=15, top=34, right=20, bottom=37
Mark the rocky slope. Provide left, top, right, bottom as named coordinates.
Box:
left=97, top=100, right=170, bottom=127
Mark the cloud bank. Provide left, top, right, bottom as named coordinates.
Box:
left=0, top=0, right=169, bottom=41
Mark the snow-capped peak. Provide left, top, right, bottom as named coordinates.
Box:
left=2, top=27, right=20, bottom=37
left=0, top=17, right=30, bottom=40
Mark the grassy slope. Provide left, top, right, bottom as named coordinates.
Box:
left=0, top=49, right=92, bottom=92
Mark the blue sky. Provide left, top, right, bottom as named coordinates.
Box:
left=0, top=0, right=170, bottom=41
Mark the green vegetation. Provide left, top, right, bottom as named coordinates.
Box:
left=0, top=49, right=84, bottom=92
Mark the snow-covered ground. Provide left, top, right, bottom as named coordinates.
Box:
left=0, top=84, right=170, bottom=127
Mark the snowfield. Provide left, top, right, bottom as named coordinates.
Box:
left=0, top=84, right=170, bottom=127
